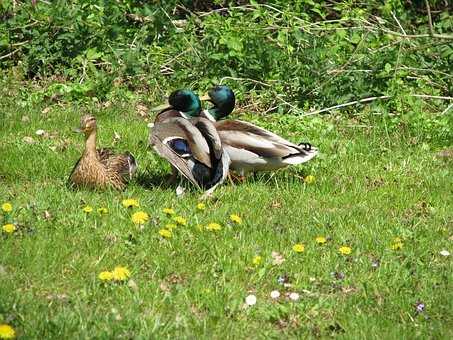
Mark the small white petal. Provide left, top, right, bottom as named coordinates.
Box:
left=439, top=250, right=450, bottom=257
left=270, top=290, right=280, bottom=299
left=245, top=294, right=257, bottom=306
left=147, top=122, right=155, bottom=128
left=35, top=129, right=46, bottom=136
left=289, top=292, right=300, bottom=301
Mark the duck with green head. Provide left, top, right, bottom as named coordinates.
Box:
left=149, top=89, right=230, bottom=193
left=199, top=85, right=318, bottom=176
left=153, top=89, right=203, bottom=123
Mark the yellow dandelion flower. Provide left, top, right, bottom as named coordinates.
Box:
left=2, top=224, right=16, bottom=234
left=252, top=255, right=262, bottom=266
left=172, top=216, right=187, bottom=226
left=97, top=207, right=108, bottom=215
left=98, top=271, right=113, bottom=282
left=196, top=203, right=206, bottom=211
left=339, top=246, right=352, bottom=255
left=304, top=175, right=316, bottom=184
left=206, top=222, right=222, bottom=231
left=165, top=223, right=177, bottom=230
left=315, top=236, right=327, bottom=245
left=229, top=214, right=242, bottom=225
left=0, top=324, right=16, bottom=339
left=131, top=211, right=149, bottom=224
left=162, top=208, right=175, bottom=216
left=159, top=229, right=172, bottom=238
left=82, top=206, right=93, bottom=213
left=122, top=198, right=139, bottom=208
left=293, top=243, right=305, bottom=253
left=112, top=266, right=131, bottom=281
left=1, top=203, right=12, bottom=213
left=391, top=242, right=403, bottom=250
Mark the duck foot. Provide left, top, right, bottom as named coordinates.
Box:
left=228, top=172, right=246, bottom=184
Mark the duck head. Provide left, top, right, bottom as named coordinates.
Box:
left=75, top=115, right=97, bottom=136
left=201, top=85, right=235, bottom=120
left=169, top=89, right=202, bottom=117
left=151, top=89, right=202, bottom=118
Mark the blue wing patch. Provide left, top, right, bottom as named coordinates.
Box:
left=167, top=138, right=191, bottom=157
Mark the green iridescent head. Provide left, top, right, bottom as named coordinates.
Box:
left=202, top=85, right=235, bottom=120
left=168, top=89, right=202, bottom=117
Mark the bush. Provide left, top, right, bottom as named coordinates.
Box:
left=0, top=0, right=452, bottom=143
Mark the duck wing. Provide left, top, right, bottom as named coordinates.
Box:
left=191, top=117, right=223, bottom=160
left=190, top=117, right=230, bottom=191
left=150, top=118, right=214, bottom=189
left=154, top=108, right=187, bottom=124
left=215, top=119, right=316, bottom=159
left=151, top=117, right=212, bottom=168
left=101, top=152, right=137, bottom=182
left=67, top=157, right=81, bottom=188
left=97, top=148, right=115, bottom=162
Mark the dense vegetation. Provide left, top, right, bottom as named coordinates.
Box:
left=1, top=0, right=452, bottom=143
left=0, top=1, right=452, bottom=339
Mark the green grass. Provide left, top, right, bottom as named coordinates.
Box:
left=0, top=95, right=452, bottom=339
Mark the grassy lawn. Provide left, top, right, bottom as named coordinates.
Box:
left=0, top=94, right=452, bottom=339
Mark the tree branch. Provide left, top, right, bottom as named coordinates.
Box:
left=303, top=94, right=453, bottom=116
left=425, top=0, right=435, bottom=36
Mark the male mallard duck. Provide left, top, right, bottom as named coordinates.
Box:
left=68, top=115, right=137, bottom=190
left=152, top=89, right=203, bottom=124
left=199, top=85, right=318, bottom=176
left=149, top=90, right=230, bottom=193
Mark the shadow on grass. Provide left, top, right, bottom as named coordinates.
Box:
left=135, top=170, right=172, bottom=190
left=135, top=170, right=201, bottom=195
left=135, top=167, right=310, bottom=192
left=230, top=168, right=309, bottom=187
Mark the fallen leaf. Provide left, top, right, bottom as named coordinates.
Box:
left=136, top=103, right=149, bottom=117
left=22, top=136, right=36, bottom=144
left=270, top=200, right=282, bottom=209
left=271, top=251, right=285, bottom=265
left=43, top=210, right=52, bottom=220
left=113, top=132, right=121, bottom=143
left=127, top=279, right=139, bottom=292
left=159, top=282, right=170, bottom=293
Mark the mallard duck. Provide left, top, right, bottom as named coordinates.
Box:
left=149, top=90, right=230, bottom=193
left=199, top=85, right=318, bottom=176
left=68, top=115, right=137, bottom=190
left=152, top=89, right=203, bottom=124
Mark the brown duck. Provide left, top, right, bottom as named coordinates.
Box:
left=68, top=115, right=137, bottom=190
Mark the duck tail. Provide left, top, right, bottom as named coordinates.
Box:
left=282, top=145, right=318, bottom=165
left=298, top=142, right=313, bottom=151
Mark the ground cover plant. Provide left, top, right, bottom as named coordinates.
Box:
left=1, top=0, right=452, bottom=338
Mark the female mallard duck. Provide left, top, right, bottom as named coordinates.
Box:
left=199, top=85, right=318, bottom=176
left=68, top=115, right=137, bottom=190
left=149, top=90, right=230, bottom=194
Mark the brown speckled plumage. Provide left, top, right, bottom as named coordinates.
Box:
left=68, top=115, right=137, bottom=190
